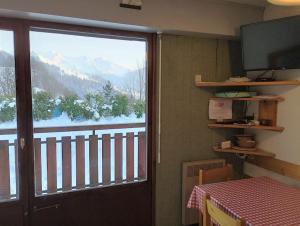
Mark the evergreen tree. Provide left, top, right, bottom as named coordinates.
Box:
left=103, top=81, right=113, bottom=104
left=60, top=95, right=93, bottom=121
left=32, top=91, right=55, bottom=121
left=133, top=100, right=145, bottom=118
left=85, top=93, right=106, bottom=119
left=111, top=94, right=130, bottom=117
left=0, top=96, right=16, bottom=122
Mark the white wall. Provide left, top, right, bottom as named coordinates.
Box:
left=244, top=5, right=300, bottom=186
left=0, top=0, right=263, bottom=37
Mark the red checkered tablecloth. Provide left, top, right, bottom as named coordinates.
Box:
left=187, top=176, right=300, bottom=226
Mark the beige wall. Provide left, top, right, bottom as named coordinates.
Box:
left=0, top=0, right=263, bottom=37
left=244, top=6, right=300, bottom=187
left=157, top=34, right=240, bottom=226
left=264, top=4, right=300, bottom=20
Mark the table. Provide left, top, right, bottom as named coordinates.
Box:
left=187, top=177, right=300, bottom=226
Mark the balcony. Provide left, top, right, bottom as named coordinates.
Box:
left=0, top=123, right=147, bottom=200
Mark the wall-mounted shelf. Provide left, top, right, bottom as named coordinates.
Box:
left=195, top=77, right=298, bottom=159
left=213, top=146, right=275, bottom=158
left=209, top=96, right=284, bottom=102
left=196, top=80, right=300, bottom=87
left=208, top=123, right=285, bottom=132
left=208, top=95, right=285, bottom=132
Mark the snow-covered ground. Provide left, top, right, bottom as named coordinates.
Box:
left=0, top=114, right=146, bottom=197
left=0, top=113, right=145, bottom=129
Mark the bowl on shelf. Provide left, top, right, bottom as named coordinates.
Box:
left=236, top=139, right=256, bottom=148
left=235, top=134, right=256, bottom=149
left=235, top=134, right=255, bottom=139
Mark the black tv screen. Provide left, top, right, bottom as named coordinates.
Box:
left=241, top=16, right=300, bottom=71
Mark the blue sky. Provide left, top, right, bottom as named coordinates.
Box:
left=30, top=31, right=147, bottom=70
left=0, top=30, right=147, bottom=70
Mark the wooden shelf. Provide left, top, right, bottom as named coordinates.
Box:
left=213, top=146, right=275, bottom=158
left=208, top=123, right=284, bottom=132
left=209, top=96, right=284, bottom=102
left=196, top=80, right=300, bottom=87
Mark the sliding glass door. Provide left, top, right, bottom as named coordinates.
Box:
left=0, top=19, right=155, bottom=226
left=0, top=23, right=29, bottom=226
left=30, top=31, right=148, bottom=196
left=28, top=26, right=155, bottom=226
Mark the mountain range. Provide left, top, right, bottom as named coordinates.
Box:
left=0, top=50, right=145, bottom=99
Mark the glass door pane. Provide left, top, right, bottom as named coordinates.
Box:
left=0, top=30, right=19, bottom=202
left=30, top=30, right=148, bottom=196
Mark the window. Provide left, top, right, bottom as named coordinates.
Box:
left=30, top=30, right=148, bottom=195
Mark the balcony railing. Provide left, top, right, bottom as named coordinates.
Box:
left=0, top=123, right=147, bottom=200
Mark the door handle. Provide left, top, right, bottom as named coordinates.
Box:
left=20, top=138, right=25, bottom=150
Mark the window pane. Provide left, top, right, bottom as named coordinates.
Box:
left=0, top=30, right=18, bottom=202
left=30, top=31, right=147, bottom=196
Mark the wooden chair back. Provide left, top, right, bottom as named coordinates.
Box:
left=199, top=164, right=233, bottom=185
left=203, top=194, right=246, bottom=226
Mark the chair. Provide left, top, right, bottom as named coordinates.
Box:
left=199, top=164, right=233, bottom=226
left=199, top=164, right=233, bottom=185
left=203, top=194, right=246, bottom=226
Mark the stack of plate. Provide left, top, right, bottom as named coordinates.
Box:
left=215, top=91, right=257, bottom=98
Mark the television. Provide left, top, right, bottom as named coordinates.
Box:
left=241, top=16, right=300, bottom=71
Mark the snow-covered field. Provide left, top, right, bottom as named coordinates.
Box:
left=0, top=114, right=146, bottom=197
left=0, top=113, right=145, bottom=129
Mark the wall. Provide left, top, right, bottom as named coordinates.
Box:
left=244, top=5, right=300, bottom=187
left=156, top=34, right=240, bottom=226
left=0, top=0, right=263, bottom=37
left=264, top=4, right=300, bottom=20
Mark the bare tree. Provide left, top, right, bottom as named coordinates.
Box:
left=123, top=61, right=146, bottom=101
left=124, top=72, right=137, bottom=100
left=136, top=61, right=145, bottom=101
left=0, top=67, right=15, bottom=96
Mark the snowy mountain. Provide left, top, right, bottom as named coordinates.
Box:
left=34, top=51, right=145, bottom=98
left=0, top=50, right=15, bottom=67
left=36, top=51, right=132, bottom=78
left=30, top=54, right=108, bottom=98
left=0, top=50, right=145, bottom=99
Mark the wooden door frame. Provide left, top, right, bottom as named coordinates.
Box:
left=0, top=16, right=157, bottom=226
left=0, top=18, right=31, bottom=226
